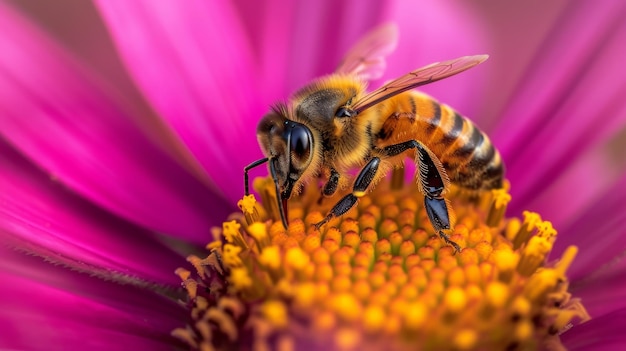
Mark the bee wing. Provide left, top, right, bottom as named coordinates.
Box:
left=352, top=55, right=489, bottom=113
left=335, top=23, right=398, bottom=81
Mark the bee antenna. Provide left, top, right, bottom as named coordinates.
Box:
left=244, top=157, right=269, bottom=195
left=269, top=158, right=289, bottom=229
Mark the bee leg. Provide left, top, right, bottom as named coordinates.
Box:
left=417, top=146, right=461, bottom=252
left=424, top=197, right=461, bottom=253
left=323, top=168, right=341, bottom=197
left=378, top=140, right=461, bottom=253
left=318, top=168, right=340, bottom=205
left=314, top=157, right=380, bottom=229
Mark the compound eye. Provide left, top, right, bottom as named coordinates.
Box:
left=289, top=125, right=312, bottom=165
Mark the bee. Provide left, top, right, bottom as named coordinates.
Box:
left=244, top=24, right=503, bottom=252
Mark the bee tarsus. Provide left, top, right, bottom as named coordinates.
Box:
left=438, top=231, right=462, bottom=254
left=315, top=157, right=381, bottom=229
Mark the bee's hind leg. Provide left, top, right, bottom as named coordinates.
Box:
left=378, top=140, right=461, bottom=253
left=424, top=197, right=461, bottom=253
left=314, top=158, right=380, bottom=229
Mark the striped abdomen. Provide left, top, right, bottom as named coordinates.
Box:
left=375, top=91, right=504, bottom=190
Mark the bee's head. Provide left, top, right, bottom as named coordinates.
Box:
left=256, top=107, right=314, bottom=201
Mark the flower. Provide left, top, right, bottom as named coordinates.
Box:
left=1, top=1, right=625, bottom=350
left=177, top=177, right=590, bottom=350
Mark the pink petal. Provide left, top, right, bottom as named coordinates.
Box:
left=467, top=2, right=569, bottom=132
left=570, top=258, right=626, bottom=320
left=233, top=0, right=489, bottom=115
left=491, top=2, right=626, bottom=215
left=95, top=0, right=267, bottom=205
left=560, top=308, right=626, bottom=351
left=232, top=0, right=395, bottom=101
left=234, top=0, right=485, bottom=110
left=0, top=248, right=184, bottom=351
left=229, top=0, right=295, bottom=102
left=1, top=140, right=186, bottom=285
left=551, top=173, right=626, bottom=281
left=13, top=1, right=226, bottom=193
left=96, top=0, right=489, bottom=206
left=0, top=2, right=230, bottom=242
left=524, top=132, right=626, bottom=229
left=379, top=0, right=489, bottom=117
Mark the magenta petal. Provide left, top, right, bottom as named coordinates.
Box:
left=380, top=0, right=489, bottom=116
left=551, top=173, right=626, bottom=281
left=523, top=137, right=625, bottom=229
left=232, top=0, right=394, bottom=101
left=0, top=248, right=184, bottom=351
left=492, top=2, right=626, bottom=214
left=230, top=0, right=295, bottom=102
left=570, top=258, right=626, bottom=320
left=233, top=0, right=488, bottom=115
left=96, top=1, right=489, bottom=206
left=1, top=140, right=187, bottom=285
left=234, top=0, right=489, bottom=115
left=560, top=308, right=626, bottom=351
left=0, top=3, right=230, bottom=241
left=95, top=0, right=267, bottom=205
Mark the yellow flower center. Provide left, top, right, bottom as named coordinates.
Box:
left=173, top=172, right=589, bottom=351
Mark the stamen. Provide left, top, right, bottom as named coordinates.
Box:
left=175, top=174, right=589, bottom=350
left=486, top=189, right=511, bottom=227
left=238, top=194, right=262, bottom=224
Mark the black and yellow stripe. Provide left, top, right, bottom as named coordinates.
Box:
left=375, top=91, right=503, bottom=190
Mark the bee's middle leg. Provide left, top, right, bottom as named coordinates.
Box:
left=378, top=140, right=461, bottom=253
left=314, top=158, right=380, bottom=229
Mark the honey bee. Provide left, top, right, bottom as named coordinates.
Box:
left=244, top=24, right=503, bottom=252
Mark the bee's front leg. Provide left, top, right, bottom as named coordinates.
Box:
left=317, top=168, right=341, bottom=205
left=378, top=140, right=461, bottom=253
left=314, top=158, right=380, bottom=229
left=322, top=168, right=341, bottom=196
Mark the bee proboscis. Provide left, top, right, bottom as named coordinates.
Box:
left=244, top=24, right=504, bottom=252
